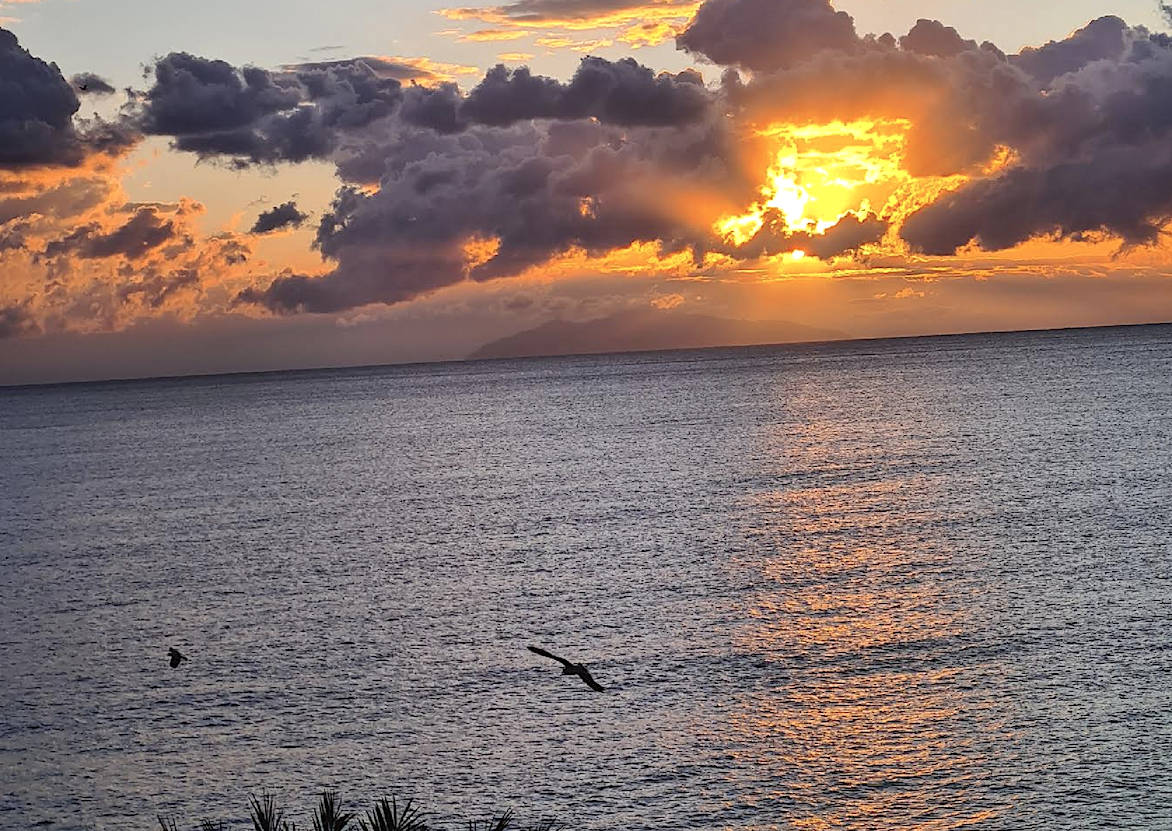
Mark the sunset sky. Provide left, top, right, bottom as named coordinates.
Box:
left=3, top=0, right=1172, bottom=384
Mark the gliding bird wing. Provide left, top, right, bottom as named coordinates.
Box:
left=527, top=645, right=575, bottom=668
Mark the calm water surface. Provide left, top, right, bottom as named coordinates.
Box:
left=2, top=325, right=1171, bottom=830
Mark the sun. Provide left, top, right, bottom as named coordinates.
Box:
left=715, top=118, right=932, bottom=258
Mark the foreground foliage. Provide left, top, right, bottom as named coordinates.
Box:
left=158, top=791, right=558, bottom=831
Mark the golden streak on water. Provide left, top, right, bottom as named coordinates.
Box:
left=718, top=392, right=1010, bottom=830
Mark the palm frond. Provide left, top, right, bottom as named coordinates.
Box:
left=468, top=809, right=514, bottom=831
left=250, top=792, right=289, bottom=831
left=358, top=796, right=428, bottom=831
left=313, top=791, right=355, bottom=831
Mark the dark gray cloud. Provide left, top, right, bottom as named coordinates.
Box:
left=43, top=206, right=178, bottom=260
left=135, top=52, right=713, bottom=165
left=138, top=53, right=302, bottom=136
left=71, top=72, right=116, bottom=95
left=901, top=144, right=1172, bottom=254
left=678, top=0, right=859, bottom=72
left=900, top=19, right=977, bottom=58
left=251, top=201, right=309, bottom=234
left=1011, top=16, right=1129, bottom=87
left=799, top=213, right=888, bottom=259
left=0, top=28, right=135, bottom=168
left=461, top=59, right=710, bottom=128
left=292, top=56, right=450, bottom=84
left=237, top=116, right=758, bottom=314
left=117, top=3, right=1172, bottom=319
left=708, top=207, right=887, bottom=261
left=136, top=54, right=405, bottom=165
left=896, top=20, right=1172, bottom=253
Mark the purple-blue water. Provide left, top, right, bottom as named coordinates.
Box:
left=2, top=324, right=1171, bottom=830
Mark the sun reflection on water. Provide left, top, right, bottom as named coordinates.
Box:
left=718, top=373, right=1019, bottom=830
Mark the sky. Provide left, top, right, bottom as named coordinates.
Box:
left=2, top=0, right=1172, bottom=384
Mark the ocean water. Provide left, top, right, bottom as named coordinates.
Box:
left=2, top=324, right=1171, bottom=831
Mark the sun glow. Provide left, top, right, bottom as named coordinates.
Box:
left=462, top=234, right=501, bottom=271
left=717, top=119, right=922, bottom=255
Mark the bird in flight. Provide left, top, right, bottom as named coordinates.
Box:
left=168, top=647, right=188, bottom=668
left=527, top=646, right=604, bottom=692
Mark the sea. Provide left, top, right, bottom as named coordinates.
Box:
left=2, top=324, right=1171, bottom=831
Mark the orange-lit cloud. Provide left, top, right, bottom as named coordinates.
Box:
left=534, top=35, right=614, bottom=51
left=282, top=54, right=480, bottom=84
left=7, top=0, right=1172, bottom=350
left=439, top=0, right=699, bottom=48
left=439, top=0, right=698, bottom=30
left=459, top=28, right=532, bottom=42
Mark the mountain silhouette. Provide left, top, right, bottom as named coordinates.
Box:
left=469, top=308, right=847, bottom=360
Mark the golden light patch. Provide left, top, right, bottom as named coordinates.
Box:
left=716, top=119, right=969, bottom=257
left=535, top=35, right=613, bottom=52
left=504, top=240, right=724, bottom=285
left=462, top=234, right=501, bottom=271
left=438, top=2, right=699, bottom=37
left=459, top=28, right=531, bottom=42
left=651, top=293, right=684, bottom=309
left=384, top=55, right=481, bottom=83
left=617, top=21, right=680, bottom=48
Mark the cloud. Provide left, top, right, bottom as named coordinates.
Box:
left=12, top=1, right=1172, bottom=337
left=70, top=72, right=116, bottom=95
left=0, top=301, right=39, bottom=339
left=440, top=0, right=698, bottom=47
left=42, top=205, right=178, bottom=260
left=900, top=145, right=1172, bottom=254
left=135, top=50, right=715, bottom=165
left=895, top=20, right=1172, bottom=253
left=677, top=0, right=859, bottom=72
left=137, top=54, right=299, bottom=136
left=899, top=19, right=977, bottom=59
left=1011, top=16, right=1128, bottom=87
left=117, top=268, right=201, bottom=309
left=135, top=53, right=405, bottom=165
left=460, top=28, right=532, bottom=42
left=441, top=0, right=696, bottom=29
left=290, top=55, right=479, bottom=84
left=460, top=58, right=711, bottom=128
left=711, top=207, right=887, bottom=261
left=0, top=28, right=136, bottom=169
left=235, top=113, right=758, bottom=314
left=0, top=176, right=112, bottom=225
left=251, top=200, right=309, bottom=234
left=534, top=35, right=613, bottom=51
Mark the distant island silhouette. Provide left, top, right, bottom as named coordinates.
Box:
left=469, top=308, right=848, bottom=361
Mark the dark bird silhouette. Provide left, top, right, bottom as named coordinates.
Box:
left=78, top=84, right=88, bottom=91
left=527, top=645, right=604, bottom=691
left=168, top=647, right=188, bottom=668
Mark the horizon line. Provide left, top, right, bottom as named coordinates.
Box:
left=3, top=318, right=1170, bottom=392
